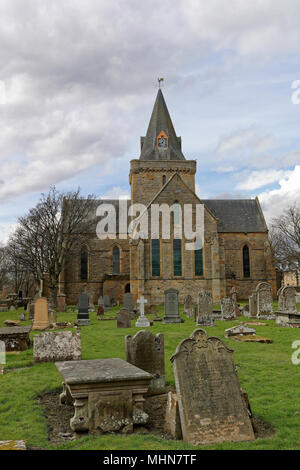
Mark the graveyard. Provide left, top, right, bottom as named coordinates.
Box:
left=1, top=297, right=300, bottom=451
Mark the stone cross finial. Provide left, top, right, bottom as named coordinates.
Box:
left=137, top=295, right=147, bottom=317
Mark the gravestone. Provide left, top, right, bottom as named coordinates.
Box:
left=230, top=286, right=241, bottom=317
left=57, top=294, right=66, bottom=312
left=164, top=391, right=182, bottom=439
left=124, top=293, right=134, bottom=313
left=170, top=329, right=255, bottom=445
left=183, top=295, right=194, bottom=318
left=163, top=288, right=184, bottom=324
left=125, top=330, right=165, bottom=393
left=77, top=292, right=91, bottom=326
left=98, top=295, right=104, bottom=306
left=256, top=282, right=274, bottom=319
left=97, top=304, right=104, bottom=319
left=248, top=294, right=257, bottom=318
left=135, top=296, right=150, bottom=327
left=197, top=290, right=215, bottom=326
left=117, top=308, right=131, bottom=328
left=278, top=286, right=297, bottom=313
left=34, top=331, right=81, bottom=363
left=28, top=302, right=35, bottom=320
left=33, top=298, right=50, bottom=330
left=0, top=326, right=31, bottom=351
left=19, top=312, right=26, bottom=322
left=103, top=295, right=111, bottom=311
left=221, top=298, right=236, bottom=320
left=49, top=310, right=57, bottom=324
left=225, top=325, right=256, bottom=338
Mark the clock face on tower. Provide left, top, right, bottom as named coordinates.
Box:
left=158, top=136, right=167, bottom=148
left=157, top=130, right=168, bottom=149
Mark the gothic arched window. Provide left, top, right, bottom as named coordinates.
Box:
left=173, top=239, right=182, bottom=276
left=243, top=245, right=250, bottom=278
left=80, top=246, right=88, bottom=280
left=195, top=247, right=203, bottom=276
left=152, top=239, right=160, bottom=277
left=113, top=246, right=120, bottom=274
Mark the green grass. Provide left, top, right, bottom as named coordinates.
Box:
left=1, top=303, right=300, bottom=450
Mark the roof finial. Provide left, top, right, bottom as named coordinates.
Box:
left=157, top=77, right=164, bottom=88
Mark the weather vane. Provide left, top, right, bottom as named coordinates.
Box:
left=157, top=77, right=164, bottom=88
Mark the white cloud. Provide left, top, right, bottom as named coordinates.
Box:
left=235, top=169, right=293, bottom=191
left=258, top=165, right=300, bottom=222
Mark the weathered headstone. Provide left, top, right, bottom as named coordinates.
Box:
left=34, top=331, right=81, bottom=363
left=124, top=293, right=134, bottom=314
left=97, top=304, right=104, bottom=319
left=256, top=282, right=274, bottom=319
left=197, top=290, right=215, bottom=326
left=164, top=391, right=182, bottom=439
left=117, top=308, right=131, bottom=328
left=49, top=310, right=57, bottom=324
left=221, top=298, right=236, bottom=321
left=225, top=325, right=256, bottom=338
left=57, top=294, right=66, bottom=312
left=135, top=296, right=150, bottom=327
left=125, top=330, right=165, bottom=393
left=249, top=293, right=258, bottom=318
left=103, top=295, right=111, bottom=311
left=77, top=292, right=90, bottom=326
left=163, top=288, right=184, bottom=324
left=183, top=295, right=194, bottom=318
left=170, top=329, right=255, bottom=445
left=19, top=312, right=26, bottom=322
left=98, top=295, right=104, bottom=306
left=278, top=286, right=297, bottom=313
left=230, top=286, right=241, bottom=317
left=33, top=298, right=50, bottom=330
left=0, top=326, right=31, bottom=351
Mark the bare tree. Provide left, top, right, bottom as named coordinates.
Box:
left=10, top=187, right=95, bottom=307
left=0, top=244, right=10, bottom=290
left=269, top=205, right=300, bottom=269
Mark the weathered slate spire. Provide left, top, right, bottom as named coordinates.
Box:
left=140, top=89, right=185, bottom=161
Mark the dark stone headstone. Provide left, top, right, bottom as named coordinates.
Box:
left=163, top=288, right=184, bottom=324
left=97, top=305, right=104, bottom=319
left=124, top=293, right=134, bottom=314
left=171, top=329, right=255, bottom=445
left=197, top=290, right=215, bottom=326
left=103, top=295, right=111, bottom=311
left=77, top=292, right=90, bottom=326
left=117, top=308, right=131, bottom=328
left=125, top=330, right=165, bottom=393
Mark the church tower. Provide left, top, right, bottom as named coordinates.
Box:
left=129, top=89, right=196, bottom=206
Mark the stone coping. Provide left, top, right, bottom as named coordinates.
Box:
left=0, top=326, right=32, bottom=335
left=55, top=358, right=152, bottom=385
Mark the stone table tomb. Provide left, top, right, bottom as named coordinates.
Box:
left=56, top=358, right=152, bottom=434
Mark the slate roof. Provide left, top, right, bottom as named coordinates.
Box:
left=140, top=89, right=185, bottom=161
left=88, top=198, right=267, bottom=234
left=202, top=199, right=268, bottom=233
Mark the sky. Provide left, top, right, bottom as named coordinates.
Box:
left=0, top=0, right=300, bottom=243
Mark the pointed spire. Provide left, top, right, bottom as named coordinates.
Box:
left=140, top=89, right=185, bottom=161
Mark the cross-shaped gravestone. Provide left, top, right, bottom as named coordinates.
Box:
left=135, top=296, right=150, bottom=328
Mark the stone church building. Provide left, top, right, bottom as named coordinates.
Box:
left=59, top=89, right=276, bottom=305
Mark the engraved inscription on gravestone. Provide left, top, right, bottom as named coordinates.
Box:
left=171, top=329, right=255, bottom=446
